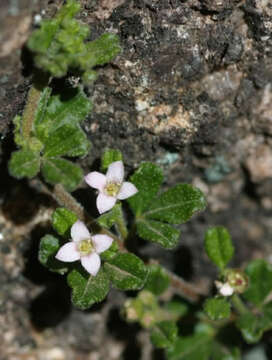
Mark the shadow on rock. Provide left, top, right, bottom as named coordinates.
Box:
left=23, top=223, right=72, bottom=329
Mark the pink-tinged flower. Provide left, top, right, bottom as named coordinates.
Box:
left=84, top=160, right=138, bottom=214
left=55, top=220, right=113, bottom=276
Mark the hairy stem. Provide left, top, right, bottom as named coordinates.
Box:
left=21, top=74, right=49, bottom=140
left=54, top=184, right=85, bottom=220
left=231, top=294, right=248, bottom=315
left=115, top=209, right=128, bottom=241
left=165, top=268, right=203, bottom=302
left=149, top=259, right=206, bottom=302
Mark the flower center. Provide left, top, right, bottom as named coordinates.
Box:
left=78, top=239, right=94, bottom=256
left=104, top=182, right=121, bottom=197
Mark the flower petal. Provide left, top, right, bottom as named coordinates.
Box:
left=55, top=242, right=80, bottom=262
left=117, top=181, right=138, bottom=200
left=106, top=160, right=124, bottom=184
left=219, top=283, right=234, bottom=297
left=81, top=253, right=101, bottom=276
left=97, top=193, right=116, bottom=214
left=71, top=220, right=91, bottom=242
left=92, top=234, right=113, bottom=254
left=84, top=171, right=106, bottom=191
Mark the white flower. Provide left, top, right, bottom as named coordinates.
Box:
left=84, top=160, right=138, bottom=214
left=55, top=220, right=113, bottom=276
left=215, top=281, right=234, bottom=297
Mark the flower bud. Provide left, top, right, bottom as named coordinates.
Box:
left=225, top=269, right=249, bottom=294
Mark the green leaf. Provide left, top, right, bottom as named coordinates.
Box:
left=28, top=0, right=81, bottom=54
left=97, top=203, right=122, bottom=229
left=164, top=301, right=189, bottom=319
left=8, top=149, right=40, bottom=179
left=104, top=253, right=148, bottom=290
left=144, top=184, right=206, bottom=224
left=67, top=267, right=110, bottom=310
left=211, top=344, right=241, bottom=360
left=13, top=115, right=24, bottom=147
left=236, top=304, right=272, bottom=344
left=27, top=0, right=120, bottom=79
left=243, top=259, right=272, bottom=306
left=101, top=148, right=123, bottom=171
left=204, top=297, right=231, bottom=321
left=41, top=157, right=83, bottom=191
left=35, top=88, right=92, bottom=142
left=129, top=164, right=205, bottom=248
left=204, top=227, right=234, bottom=270
left=137, top=219, right=180, bottom=249
left=167, top=333, right=213, bottom=360
left=34, top=86, right=52, bottom=130
left=237, top=312, right=264, bottom=344
left=27, top=0, right=83, bottom=77
left=85, top=33, right=121, bottom=67
left=38, top=234, right=68, bottom=274
left=150, top=321, right=178, bottom=349
left=43, top=125, right=90, bottom=158
left=144, top=263, right=170, bottom=295
left=52, top=208, right=77, bottom=236
left=128, top=162, right=164, bottom=216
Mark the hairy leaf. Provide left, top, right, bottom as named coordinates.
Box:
left=137, top=219, right=180, bottom=249
left=97, top=203, right=122, bottom=229
left=104, top=253, right=148, bottom=290
left=27, top=0, right=120, bottom=81
left=34, top=86, right=52, bottom=130
left=43, top=124, right=89, bottom=158
left=52, top=208, right=77, bottom=236
left=8, top=149, right=40, bottom=179
left=41, top=157, right=83, bottom=191
left=144, top=263, right=170, bottom=295
left=204, top=227, right=234, bottom=270
left=211, top=344, right=241, bottom=360
left=236, top=312, right=267, bottom=344
left=128, top=162, right=163, bottom=216
left=35, top=88, right=92, bottom=142
left=144, top=184, right=206, bottom=224
left=150, top=321, right=178, bottom=349
left=67, top=267, right=109, bottom=310
left=101, top=148, right=123, bottom=171
left=39, top=234, right=68, bottom=274
left=243, top=259, right=272, bottom=306
left=204, top=297, right=231, bottom=321
left=167, top=333, right=213, bottom=360
left=237, top=305, right=272, bottom=343
left=85, top=33, right=121, bottom=67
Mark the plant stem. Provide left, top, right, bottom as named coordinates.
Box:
left=115, top=209, right=128, bottom=241
left=231, top=294, right=248, bottom=315
left=165, top=267, right=203, bottom=302
left=21, top=73, right=49, bottom=140
left=54, top=184, right=85, bottom=220
left=149, top=260, right=206, bottom=302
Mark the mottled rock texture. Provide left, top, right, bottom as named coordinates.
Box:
left=1, top=0, right=272, bottom=359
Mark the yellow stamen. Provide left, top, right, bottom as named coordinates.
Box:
left=105, top=182, right=121, bottom=197
left=78, top=239, right=93, bottom=256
